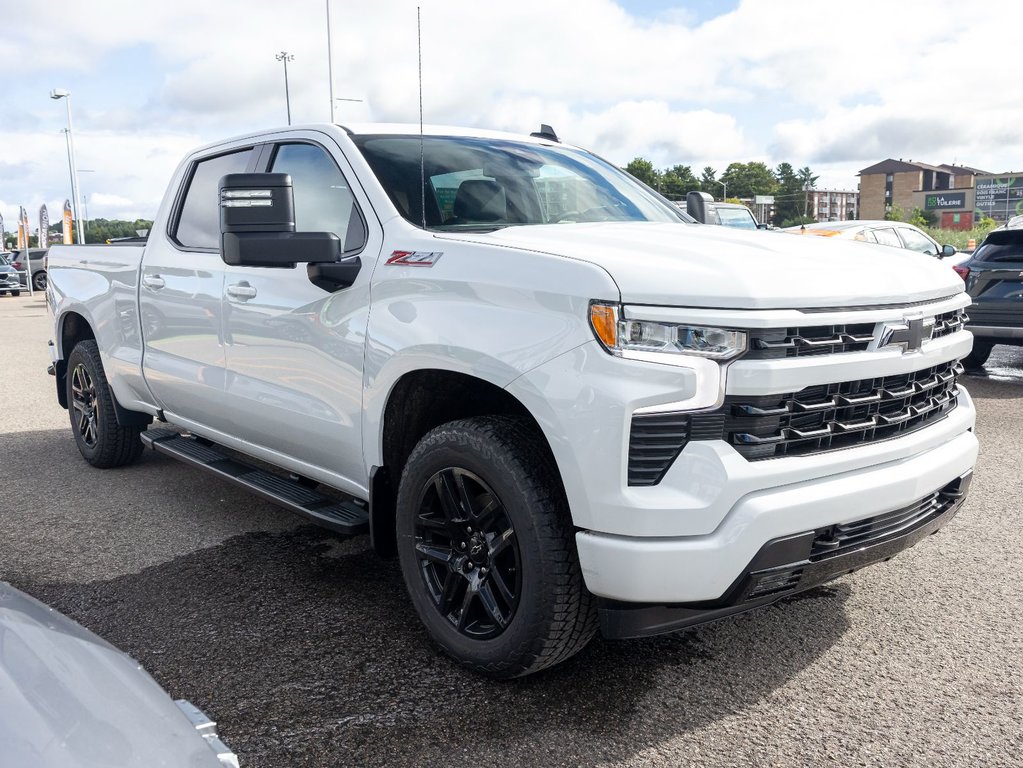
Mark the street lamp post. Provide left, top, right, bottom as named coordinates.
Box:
left=276, top=51, right=295, bottom=125
left=714, top=179, right=728, bottom=202
left=51, top=89, right=84, bottom=244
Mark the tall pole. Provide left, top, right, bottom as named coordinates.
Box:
left=326, top=0, right=335, bottom=122
left=276, top=52, right=294, bottom=125
left=52, top=90, right=84, bottom=244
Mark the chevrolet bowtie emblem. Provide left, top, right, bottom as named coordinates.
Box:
left=879, top=315, right=935, bottom=353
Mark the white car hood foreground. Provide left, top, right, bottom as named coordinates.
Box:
left=454, top=222, right=963, bottom=309
left=0, top=583, right=232, bottom=768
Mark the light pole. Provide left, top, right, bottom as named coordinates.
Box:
left=79, top=169, right=95, bottom=242
left=276, top=51, right=295, bottom=125
left=714, top=179, right=727, bottom=201
left=326, top=0, right=335, bottom=122
left=51, top=89, right=84, bottom=244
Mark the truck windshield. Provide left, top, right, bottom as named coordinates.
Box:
left=352, top=135, right=688, bottom=231
left=717, top=206, right=758, bottom=229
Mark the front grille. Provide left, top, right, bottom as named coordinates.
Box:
left=744, top=307, right=967, bottom=360
left=931, top=307, right=968, bottom=338
left=627, top=359, right=963, bottom=483
left=723, top=360, right=962, bottom=459
left=746, top=323, right=875, bottom=359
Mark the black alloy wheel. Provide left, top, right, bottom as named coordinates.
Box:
left=65, top=340, right=145, bottom=468
left=33, top=270, right=47, bottom=291
left=70, top=362, right=100, bottom=448
left=396, top=416, right=597, bottom=678
left=414, top=467, right=521, bottom=639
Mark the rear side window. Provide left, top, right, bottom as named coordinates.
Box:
left=175, top=149, right=253, bottom=249
left=871, top=227, right=902, bottom=248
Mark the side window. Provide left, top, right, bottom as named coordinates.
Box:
left=270, top=143, right=366, bottom=253
left=897, top=227, right=939, bottom=255
left=871, top=227, right=902, bottom=248
left=175, top=149, right=253, bottom=249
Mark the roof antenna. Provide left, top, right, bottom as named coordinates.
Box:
left=418, top=6, right=426, bottom=230
left=530, top=124, right=560, bottom=143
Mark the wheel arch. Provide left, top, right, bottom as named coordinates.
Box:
left=54, top=311, right=97, bottom=409
left=368, top=368, right=566, bottom=558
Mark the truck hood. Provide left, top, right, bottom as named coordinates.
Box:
left=441, top=222, right=963, bottom=309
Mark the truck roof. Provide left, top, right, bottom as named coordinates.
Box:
left=192, top=123, right=580, bottom=157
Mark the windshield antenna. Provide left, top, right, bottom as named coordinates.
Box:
left=418, top=6, right=426, bottom=230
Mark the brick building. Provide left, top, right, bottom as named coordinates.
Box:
left=858, top=159, right=989, bottom=229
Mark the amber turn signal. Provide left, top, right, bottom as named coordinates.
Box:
left=589, top=303, right=618, bottom=348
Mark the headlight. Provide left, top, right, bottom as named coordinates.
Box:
left=589, top=303, right=746, bottom=362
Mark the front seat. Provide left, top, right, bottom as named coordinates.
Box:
left=450, top=179, right=506, bottom=224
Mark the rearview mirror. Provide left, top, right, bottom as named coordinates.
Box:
left=940, top=244, right=957, bottom=258
left=219, top=173, right=339, bottom=267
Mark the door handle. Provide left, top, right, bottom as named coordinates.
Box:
left=227, top=282, right=257, bottom=300
left=142, top=274, right=166, bottom=290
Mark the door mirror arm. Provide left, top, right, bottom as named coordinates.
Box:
left=308, top=256, right=362, bottom=292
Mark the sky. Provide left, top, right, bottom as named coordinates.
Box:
left=2, top=0, right=1022, bottom=231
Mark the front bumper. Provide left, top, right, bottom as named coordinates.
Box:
left=599, top=471, right=970, bottom=639
left=576, top=422, right=977, bottom=605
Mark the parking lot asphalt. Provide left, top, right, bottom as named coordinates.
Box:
left=2, top=294, right=1022, bottom=768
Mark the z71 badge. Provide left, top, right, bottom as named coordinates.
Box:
left=385, top=250, right=443, bottom=267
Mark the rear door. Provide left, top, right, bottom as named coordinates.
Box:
left=967, top=230, right=1023, bottom=330
left=221, top=134, right=377, bottom=487
left=140, top=146, right=256, bottom=428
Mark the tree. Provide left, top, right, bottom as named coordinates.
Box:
left=797, top=166, right=819, bottom=217
left=624, top=158, right=660, bottom=190
left=884, top=205, right=905, bottom=222
left=772, top=162, right=803, bottom=227
left=699, top=166, right=718, bottom=196
left=720, top=161, right=777, bottom=200
left=661, top=164, right=699, bottom=199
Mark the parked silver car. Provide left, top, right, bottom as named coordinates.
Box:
left=0, top=253, right=22, bottom=296
left=9, top=247, right=48, bottom=290
left=0, top=581, right=238, bottom=767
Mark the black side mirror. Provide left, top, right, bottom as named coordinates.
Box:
left=686, top=191, right=719, bottom=225
left=219, top=173, right=339, bottom=267
left=940, top=244, right=957, bottom=258
left=757, top=222, right=770, bottom=230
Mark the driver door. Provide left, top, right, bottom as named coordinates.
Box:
left=221, top=137, right=376, bottom=487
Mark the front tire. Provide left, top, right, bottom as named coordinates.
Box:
left=964, top=340, right=994, bottom=370
left=66, top=340, right=144, bottom=468
left=33, top=270, right=47, bottom=291
left=396, top=416, right=597, bottom=678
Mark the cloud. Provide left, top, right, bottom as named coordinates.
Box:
left=3, top=0, right=1023, bottom=223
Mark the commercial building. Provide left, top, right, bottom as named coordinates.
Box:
left=858, top=159, right=990, bottom=229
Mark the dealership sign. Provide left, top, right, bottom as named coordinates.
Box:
left=976, top=176, right=1023, bottom=222
left=924, top=192, right=967, bottom=210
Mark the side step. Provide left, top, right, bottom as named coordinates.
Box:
left=141, top=428, right=369, bottom=535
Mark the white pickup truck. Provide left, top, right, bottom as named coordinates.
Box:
left=47, top=123, right=978, bottom=678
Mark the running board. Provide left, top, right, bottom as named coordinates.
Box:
left=141, top=429, right=369, bottom=535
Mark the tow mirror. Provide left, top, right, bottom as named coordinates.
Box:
left=686, top=191, right=719, bottom=225
left=219, top=173, right=339, bottom=268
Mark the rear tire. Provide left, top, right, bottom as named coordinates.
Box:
left=396, top=415, right=597, bottom=678
left=10, top=291, right=19, bottom=297
left=66, top=340, right=144, bottom=468
left=964, top=340, right=994, bottom=370
left=32, top=270, right=46, bottom=291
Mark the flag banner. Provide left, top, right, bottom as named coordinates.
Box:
left=17, top=206, right=28, bottom=249
left=39, top=204, right=50, bottom=248
left=62, top=199, right=73, bottom=244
